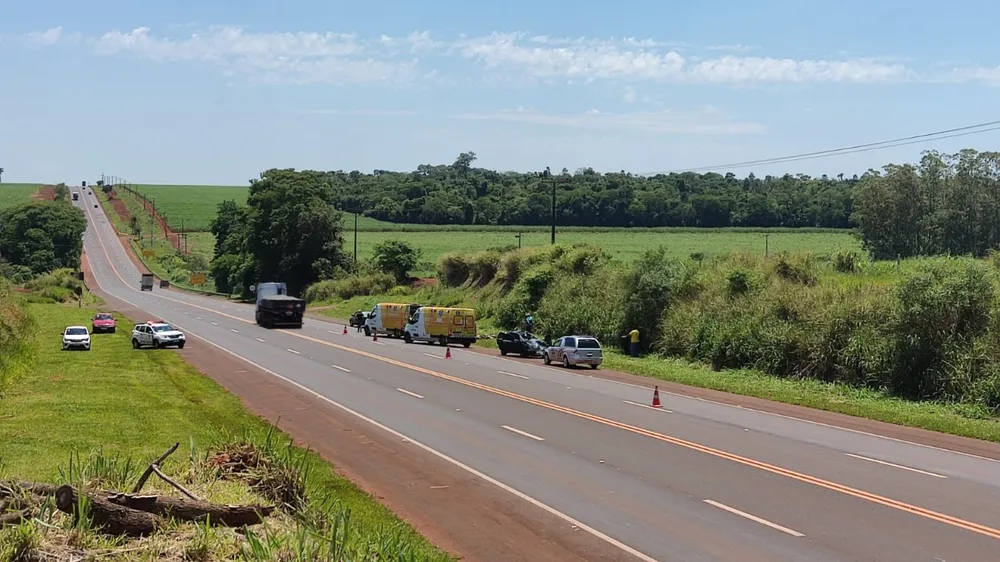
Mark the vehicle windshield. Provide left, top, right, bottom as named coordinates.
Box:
left=95, top=314, right=113, bottom=320
left=151, top=324, right=175, bottom=332
left=65, top=328, right=88, bottom=336
left=577, top=338, right=601, bottom=349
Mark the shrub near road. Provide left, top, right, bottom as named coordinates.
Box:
left=0, top=303, right=451, bottom=560
left=0, top=279, right=34, bottom=395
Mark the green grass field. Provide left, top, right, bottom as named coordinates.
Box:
left=133, top=184, right=249, bottom=231
left=0, top=183, right=42, bottom=209
left=0, top=303, right=449, bottom=559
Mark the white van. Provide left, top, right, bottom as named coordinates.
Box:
left=364, top=303, right=421, bottom=338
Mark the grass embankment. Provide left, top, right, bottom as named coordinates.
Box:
left=0, top=184, right=42, bottom=210
left=310, top=245, right=1000, bottom=443
left=0, top=302, right=450, bottom=560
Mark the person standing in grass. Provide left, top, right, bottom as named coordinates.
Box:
left=628, top=328, right=640, bottom=357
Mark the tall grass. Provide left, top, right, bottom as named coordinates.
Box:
left=0, top=277, right=35, bottom=394
left=416, top=245, right=1000, bottom=413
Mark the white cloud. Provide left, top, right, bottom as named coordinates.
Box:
left=90, top=26, right=421, bottom=85
left=622, top=87, right=637, bottom=103
left=294, top=109, right=423, bottom=116
left=451, top=106, right=765, bottom=135
left=24, top=26, right=63, bottom=47
left=456, top=32, right=915, bottom=84
left=18, top=25, right=1000, bottom=88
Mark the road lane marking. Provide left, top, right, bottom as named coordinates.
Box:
left=231, top=329, right=239, bottom=333
left=287, top=349, right=300, bottom=355
left=211, top=321, right=219, bottom=326
left=331, top=365, right=351, bottom=373
left=845, top=454, right=948, bottom=479
left=256, top=338, right=266, bottom=343
left=396, top=388, right=424, bottom=399
left=196, top=317, right=202, bottom=320
left=703, top=500, right=804, bottom=537
left=423, top=353, right=440, bottom=359
left=502, top=425, right=545, bottom=441
left=499, top=371, right=530, bottom=379
left=81, top=206, right=1000, bottom=544
left=624, top=400, right=673, bottom=413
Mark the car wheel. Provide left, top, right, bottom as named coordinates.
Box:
left=590, top=364, right=598, bottom=370
left=563, top=356, right=571, bottom=369
left=131, top=339, right=140, bottom=349
left=111, top=327, right=116, bottom=334
left=463, top=342, right=472, bottom=348
left=543, top=353, right=551, bottom=365
left=364, top=326, right=371, bottom=337
left=153, top=340, right=160, bottom=349
left=403, top=332, right=413, bottom=344
left=439, top=336, right=448, bottom=346
left=500, top=348, right=507, bottom=356
left=177, top=343, right=185, bottom=349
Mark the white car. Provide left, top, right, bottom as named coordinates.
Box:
left=62, top=326, right=91, bottom=351
left=131, top=321, right=186, bottom=349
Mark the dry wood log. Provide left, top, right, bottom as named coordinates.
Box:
left=105, top=492, right=274, bottom=527
left=55, top=485, right=162, bottom=537
left=0, top=509, right=31, bottom=527
left=0, top=481, right=59, bottom=497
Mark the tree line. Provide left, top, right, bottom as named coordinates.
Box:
left=0, top=198, right=85, bottom=283
left=852, top=149, right=1000, bottom=260
left=328, top=152, right=858, bottom=229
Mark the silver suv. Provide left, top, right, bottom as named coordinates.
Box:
left=131, top=321, right=186, bottom=349
left=543, top=335, right=603, bottom=369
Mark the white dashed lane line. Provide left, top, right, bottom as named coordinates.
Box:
left=845, top=454, right=947, bottom=479
left=287, top=349, right=300, bottom=355
left=703, top=500, right=804, bottom=537
left=230, top=329, right=239, bottom=333
left=502, top=425, right=545, bottom=441
left=396, top=388, right=424, bottom=399
left=623, top=400, right=673, bottom=414
left=498, top=370, right=530, bottom=379
left=331, top=365, right=351, bottom=373
left=255, top=338, right=266, bottom=343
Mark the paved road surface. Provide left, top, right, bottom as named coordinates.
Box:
left=74, top=195, right=1000, bottom=561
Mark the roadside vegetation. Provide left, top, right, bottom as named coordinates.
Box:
left=0, top=301, right=452, bottom=560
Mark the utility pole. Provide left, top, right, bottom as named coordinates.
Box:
left=0, top=167, right=4, bottom=183
left=764, top=234, right=770, bottom=257
left=354, top=212, right=359, bottom=264
left=515, top=232, right=523, bottom=248
left=551, top=178, right=557, bottom=244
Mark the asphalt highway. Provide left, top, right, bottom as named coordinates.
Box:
left=74, top=195, right=1000, bottom=561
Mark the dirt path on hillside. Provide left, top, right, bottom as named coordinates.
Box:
left=32, top=185, right=56, bottom=200
left=79, top=251, right=631, bottom=562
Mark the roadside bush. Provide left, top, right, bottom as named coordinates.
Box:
left=372, top=239, right=421, bottom=283
left=833, top=250, right=861, bottom=273
left=22, top=268, right=86, bottom=304
left=304, top=272, right=396, bottom=302
left=438, top=253, right=471, bottom=287
left=0, top=278, right=36, bottom=394
left=621, top=247, right=694, bottom=350
left=536, top=268, right=624, bottom=343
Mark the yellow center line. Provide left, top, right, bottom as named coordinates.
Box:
left=84, top=202, right=1000, bottom=542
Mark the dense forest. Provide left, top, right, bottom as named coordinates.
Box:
left=852, top=149, right=1000, bottom=259
left=328, top=152, right=859, bottom=228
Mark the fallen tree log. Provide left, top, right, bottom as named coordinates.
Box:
left=55, top=485, right=162, bottom=537
left=105, top=492, right=274, bottom=527
left=0, top=509, right=31, bottom=527
left=0, top=481, right=59, bottom=498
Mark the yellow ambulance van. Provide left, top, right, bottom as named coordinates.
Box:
left=403, top=306, right=477, bottom=347
left=364, top=303, right=421, bottom=338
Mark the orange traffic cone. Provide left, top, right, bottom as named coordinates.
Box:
left=342, top=325, right=348, bottom=334
left=445, top=347, right=452, bottom=359
left=651, top=386, right=662, bottom=408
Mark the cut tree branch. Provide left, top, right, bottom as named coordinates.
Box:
left=132, top=442, right=179, bottom=494
left=56, top=485, right=162, bottom=537
left=150, top=464, right=199, bottom=501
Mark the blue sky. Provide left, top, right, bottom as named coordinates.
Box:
left=2, top=0, right=999, bottom=185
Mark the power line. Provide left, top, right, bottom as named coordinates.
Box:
left=653, top=119, right=1000, bottom=174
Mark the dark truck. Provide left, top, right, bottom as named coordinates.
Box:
left=254, top=282, right=305, bottom=329
left=140, top=273, right=154, bottom=291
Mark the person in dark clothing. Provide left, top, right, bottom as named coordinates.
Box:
left=524, top=313, right=535, bottom=333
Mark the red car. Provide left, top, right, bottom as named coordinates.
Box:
left=92, top=312, right=116, bottom=334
